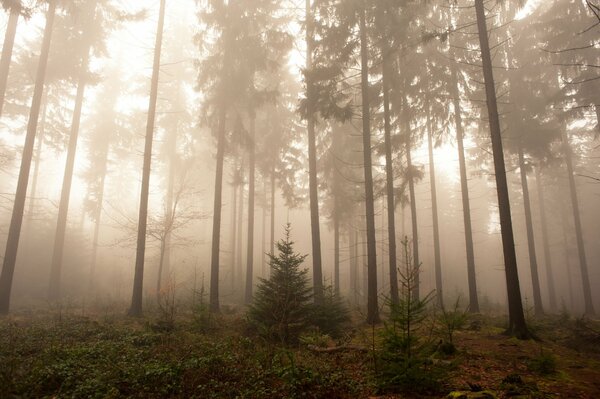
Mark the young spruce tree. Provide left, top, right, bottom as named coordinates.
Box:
left=248, top=224, right=312, bottom=345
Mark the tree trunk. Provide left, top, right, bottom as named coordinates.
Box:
left=270, top=163, right=275, bottom=257
left=244, top=117, right=256, bottom=304
left=305, top=0, right=324, bottom=304
left=0, top=6, right=19, bottom=117
left=48, top=0, right=99, bottom=301
left=261, top=178, right=266, bottom=278
left=162, top=125, right=177, bottom=291
left=128, top=0, right=166, bottom=317
left=359, top=7, right=379, bottom=324
left=426, top=105, right=443, bottom=308
left=562, top=128, right=594, bottom=315
left=156, top=239, right=166, bottom=294
left=349, top=227, right=358, bottom=306
left=230, top=162, right=238, bottom=293
left=334, top=207, right=340, bottom=296
left=560, top=198, right=575, bottom=312
left=535, top=167, right=557, bottom=312
left=517, top=145, right=544, bottom=316
left=208, top=105, right=227, bottom=312
left=403, top=109, right=420, bottom=302
left=475, top=0, right=529, bottom=338
left=236, top=163, right=244, bottom=297
left=382, top=50, right=399, bottom=306
left=0, top=2, right=56, bottom=315
left=27, top=91, right=48, bottom=225
left=450, top=62, right=479, bottom=313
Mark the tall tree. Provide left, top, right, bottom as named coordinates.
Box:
left=128, top=0, right=166, bottom=317
left=0, top=0, right=56, bottom=314
left=305, top=0, right=324, bottom=304
left=474, top=0, right=529, bottom=337
left=48, top=0, right=99, bottom=301
left=0, top=0, right=23, bottom=117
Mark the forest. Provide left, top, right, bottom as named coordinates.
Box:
left=0, top=0, right=599, bottom=397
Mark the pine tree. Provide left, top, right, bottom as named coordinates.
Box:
left=248, top=224, right=312, bottom=345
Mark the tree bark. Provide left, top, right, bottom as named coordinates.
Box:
left=270, top=163, right=275, bottom=257
left=382, top=50, right=399, bottom=306
left=426, top=103, right=443, bottom=308
left=306, top=0, right=324, bottom=304
left=0, top=6, right=19, bottom=117
left=334, top=207, right=340, bottom=296
left=0, top=1, right=56, bottom=315
left=26, top=91, right=48, bottom=225
left=475, top=0, right=529, bottom=338
left=450, top=62, right=479, bottom=313
left=350, top=227, right=358, bottom=306
left=208, top=105, right=227, bottom=312
left=244, top=116, right=256, bottom=304
left=230, top=161, right=238, bottom=292
left=359, top=6, right=379, bottom=324
left=535, top=167, right=556, bottom=312
left=128, top=0, right=166, bottom=317
left=562, top=128, right=594, bottom=315
left=403, top=108, right=420, bottom=302
left=517, top=145, right=543, bottom=316
left=48, top=0, right=99, bottom=301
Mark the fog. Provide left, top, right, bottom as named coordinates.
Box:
left=0, top=0, right=598, bottom=321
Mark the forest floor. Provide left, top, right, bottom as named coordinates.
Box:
left=1, top=304, right=599, bottom=398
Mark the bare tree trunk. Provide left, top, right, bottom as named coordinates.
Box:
left=359, top=6, right=379, bottom=324
left=27, top=92, right=48, bottom=225
left=48, top=0, right=99, bottom=301
left=349, top=226, right=358, bottom=306
left=0, top=2, right=56, bottom=315
left=450, top=62, right=479, bottom=313
left=261, top=178, right=266, bottom=277
left=535, top=167, right=556, bottom=312
left=517, top=145, right=543, bottom=316
left=382, top=50, right=399, bottom=306
left=162, top=127, right=177, bottom=290
left=270, top=164, right=275, bottom=257
left=562, top=129, right=594, bottom=315
left=305, top=0, right=324, bottom=304
left=403, top=109, right=420, bottom=302
left=334, top=207, right=340, bottom=296
left=208, top=105, right=227, bottom=312
left=128, top=0, right=166, bottom=317
left=426, top=105, right=443, bottom=308
left=229, top=166, right=237, bottom=292
left=245, top=117, right=256, bottom=304
left=0, top=6, right=19, bottom=117
left=475, top=0, right=529, bottom=337
left=560, top=199, right=575, bottom=312
left=236, top=164, right=244, bottom=297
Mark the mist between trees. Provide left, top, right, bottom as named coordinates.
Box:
left=0, top=0, right=598, bottom=336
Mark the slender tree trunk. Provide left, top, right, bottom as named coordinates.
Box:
left=349, top=226, right=358, bottom=306
left=0, top=6, right=19, bottom=117
left=560, top=199, right=575, bottom=312
left=162, top=126, right=177, bottom=290
left=359, top=6, right=379, bottom=324
left=562, top=128, right=594, bottom=315
left=27, top=92, right=48, bottom=224
left=475, top=0, right=529, bottom=337
left=270, top=164, right=275, bottom=257
left=305, top=0, right=324, bottom=304
left=450, top=62, right=479, bottom=312
left=48, top=0, right=99, bottom=300
left=261, top=178, right=266, bottom=277
left=244, top=117, right=256, bottom=304
left=517, top=145, right=544, bottom=316
left=230, top=162, right=238, bottom=292
left=382, top=50, right=399, bottom=306
left=426, top=105, right=443, bottom=308
left=334, top=207, right=340, bottom=296
left=403, top=108, right=420, bottom=301
left=0, top=2, right=56, bottom=315
left=208, top=105, right=227, bottom=312
left=156, top=240, right=166, bottom=294
left=128, top=0, right=166, bottom=317
left=236, top=164, right=244, bottom=296
left=535, top=167, right=557, bottom=312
